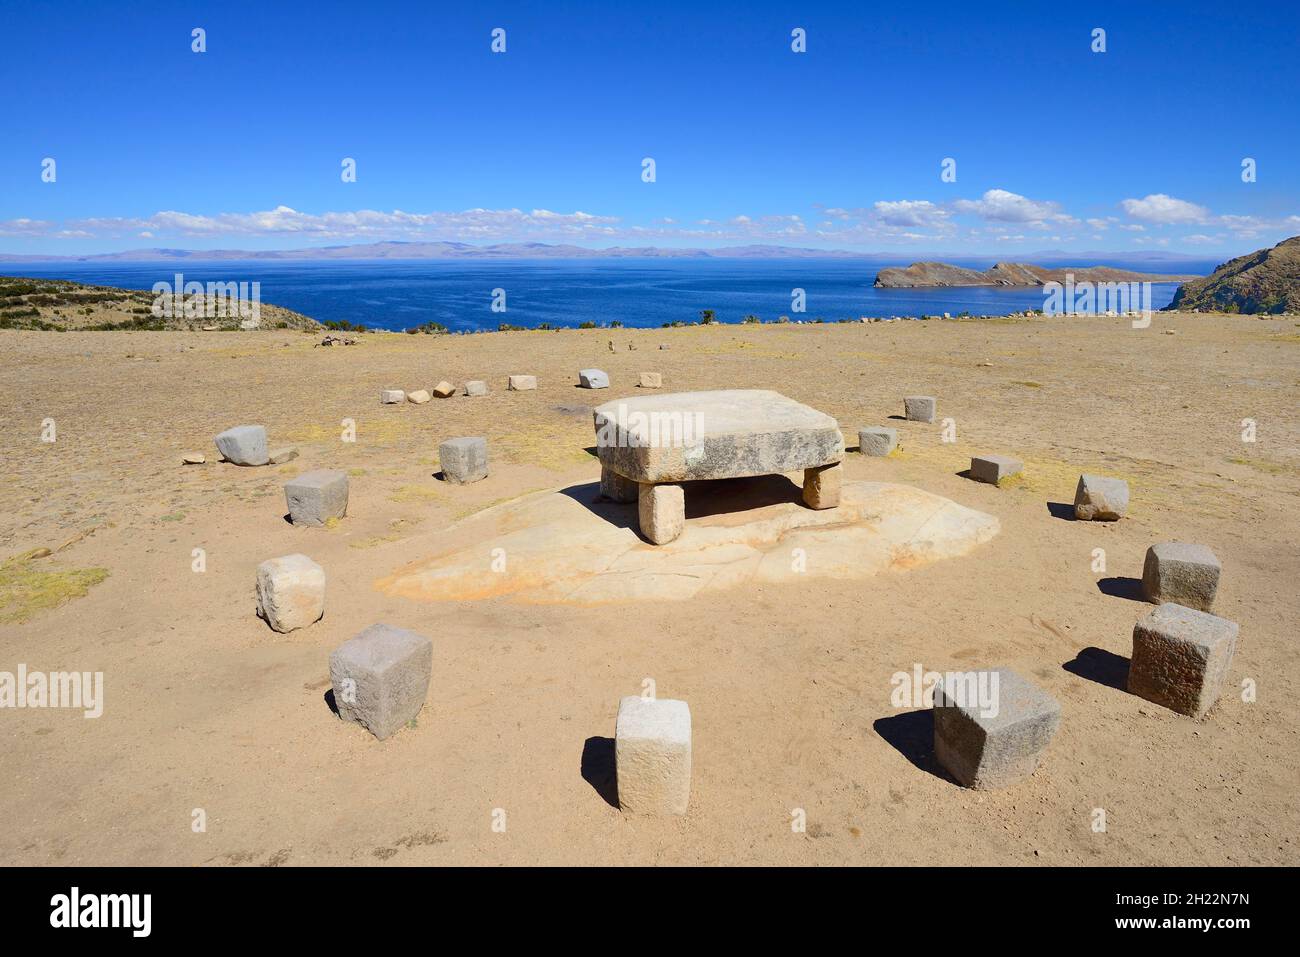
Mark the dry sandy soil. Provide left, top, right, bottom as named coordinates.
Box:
left=1, top=313, right=1297, bottom=866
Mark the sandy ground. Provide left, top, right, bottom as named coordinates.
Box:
left=1, top=313, right=1297, bottom=866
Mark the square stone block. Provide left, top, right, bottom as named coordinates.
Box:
left=284, top=469, right=349, bottom=526
left=214, top=425, right=269, bottom=466
left=802, top=462, right=841, bottom=509
left=329, top=624, right=432, bottom=740
left=904, top=395, right=936, bottom=423
left=858, top=426, right=898, bottom=456
left=1129, top=602, right=1239, bottom=719
left=433, top=381, right=455, bottom=398
left=1142, top=542, right=1221, bottom=612
left=255, top=553, right=325, bottom=633
left=638, top=372, right=663, bottom=388
left=638, top=482, right=684, bottom=544
left=407, top=389, right=431, bottom=404
left=380, top=389, right=405, bottom=404
left=970, top=454, right=1023, bottom=485
left=507, top=374, right=537, bottom=391
left=1074, top=474, right=1128, bottom=521
left=600, top=465, right=638, bottom=503
left=615, top=696, right=691, bottom=816
left=439, top=436, right=488, bottom=485
left=579, top=368, right=610, bottom=389
left=933, top=668, right=1061, bottom=789
left=464, top=380, right=488, bottom=396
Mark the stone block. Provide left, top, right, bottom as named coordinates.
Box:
left=407, top=389, right=431, bottom=404
left=439, top=436, right=488, bottom=485
left=507, top=374, right=537, bottom=391
left=214, top=425, right=269, bottom=466
left=600, top=465, right=638, bottom=503
left=638, top=372, right=663, bottom=388
left=802, top=462, right=841, bottom=509
left=638, top=482, right=684, bottom=544
left=380, top=389, right=405, bottom=404
left=615, top=695, right=691, bottom=816
left=858, top=426, right=898, bottom=457
left=433, top=381, right=455, bottom=398
left=255, top=554, right=325, bottom=633
left=329, top=624, right=432, bottom=740
left=1141, top=542, right=1221, bottom=612
left=904, top=395, right=936, bottom=423
left=284, top=469, right=349, bottom=526
left=1129, top=602, right=1238, bottom=719
left=970, top=454, right=1023, bottom=485
left=269, top=447, right=298, bottom=465
left=579, top=369, right=610, bottom=389
left=464, top=380, right=488, bottom=397
left=1074, top=474, right=1129, bottom=521
left=933, top=668, right=1060, bottom=789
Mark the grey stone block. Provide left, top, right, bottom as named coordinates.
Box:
left=1074, top=474, right=1129, bottom=521
left=933, top=668, right=1061, bottom=789
left=507, top=374, right=537, bottom=391
left=858, top=426, right=898, bottom=456
left=380, top=389, right=405, bottom=404
left=904, top=395, right=936, bottom=423
left=1142, top=542, right=1221, bottom=612
left=1129, top=602, right=1239, bottom=719
left=579, top=368, right=610, bottom=389
left=600, top=465, right=638, bottom=503
left=464, top=380, right=489, bottom=397
left=970, top=454, right=1023, bottom=485
left=214, top=425, right=269, bottom=466
left=329, top=624, right=432, bottom=740
left=616, top=696, right=691, bottom=816
left=284, top=469, right=349, bottom=526
left=439, top=436, right=488, bottom=485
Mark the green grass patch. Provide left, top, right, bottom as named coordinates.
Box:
left=0, top=550, right=109, bottom=624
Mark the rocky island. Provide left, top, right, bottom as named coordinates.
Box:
left=1165, top=235, right=1299, bottom=314
left=873, top=261, right=1196, bottom=288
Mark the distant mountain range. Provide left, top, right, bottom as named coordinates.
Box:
left=0, top=240, right=1216, bottom=265
left=873, top=261, right=1197, bottom=288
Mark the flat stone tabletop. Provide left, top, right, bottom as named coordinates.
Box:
left=593, top=389, right=844, bottom=483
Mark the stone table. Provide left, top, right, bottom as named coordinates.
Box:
left=592, top=389, right=844, bottom=544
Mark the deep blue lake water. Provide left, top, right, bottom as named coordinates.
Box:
left=6, top=258, right=1212, bottom=331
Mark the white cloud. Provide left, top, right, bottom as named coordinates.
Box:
left=873, top=199, right=949, bottom=228
left=1119, top=194, right=1209, bottom=224
left=952, top=189, right=1075, bottom=227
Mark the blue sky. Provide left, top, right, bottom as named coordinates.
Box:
left=2, top=0, right=1296, bottom=256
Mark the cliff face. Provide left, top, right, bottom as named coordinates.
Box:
left=873, top=261, right=1196, bottom=288
left=1165, top=236, right=1300, bottom=314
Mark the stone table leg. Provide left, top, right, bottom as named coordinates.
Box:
left=802, top=462, right=841, bottom=509
left=638, top=482, right=685, bottom=544
left=600, top=465, right=638, bottom=503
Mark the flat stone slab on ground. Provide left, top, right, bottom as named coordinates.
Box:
left=269, top=447, right=298, bottom=465
left=579, top=369, right=610, bottom=389
left=256, top=553, right=325, bottom=633
left=377, top=479, right=999, bottom=604
left=638, top=372, right=662, bottom=388
left=933, top=667, right=1061, bottom=789
left=214, top=425, right=268, bottom=466
left=507, top=374, right=537, bottom=391
left=285, top=469, right=349, bottom=526
left=615, top=696, right=691, bottom=816
left=439, top=436, right=488, bottom=485
left=182, top=453, right=206, bottom=465
left=904, top=396, right=936, bottom=423
left=858, top=427, right=898, bottom=456
left=1142, top=542, right=1221, bottom=612
left=594, top=389, right=843, bottom=483
left=970, top=454, right=1023, bottom=485
left=1074, top=474, right=1128, bottom=520
left=329, top=623, right=432, bottom=740
left=1129, top=602, right=1239, bottom=719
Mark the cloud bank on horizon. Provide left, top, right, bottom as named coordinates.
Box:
left=2, top=1, right=1296, bottom=257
